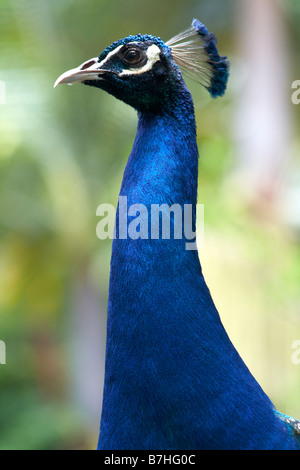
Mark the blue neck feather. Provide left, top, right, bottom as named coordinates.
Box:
left=98, top=82, right=299, bottom=450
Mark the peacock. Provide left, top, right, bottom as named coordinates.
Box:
left=55, top=19, right=300, bottom=450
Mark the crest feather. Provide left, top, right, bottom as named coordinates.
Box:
left=166, top=19, right=230, bottom=98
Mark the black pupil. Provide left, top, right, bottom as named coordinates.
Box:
left=124, top=49, right=140, bottom=64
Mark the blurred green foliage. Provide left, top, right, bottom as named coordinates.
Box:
left=0, top=0, right=299, bottom=449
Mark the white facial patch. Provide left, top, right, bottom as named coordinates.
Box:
left=118, top=44, right=161, bottom=76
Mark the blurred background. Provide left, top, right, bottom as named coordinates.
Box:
left=0, top=0, right=300, bottom=449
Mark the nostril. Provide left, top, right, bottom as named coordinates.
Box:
left=80, top=59, right=97, bottom=70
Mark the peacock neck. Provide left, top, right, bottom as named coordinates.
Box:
left=98, top=83, right=298, bottom=450
left=121, top=86, right=198, bottom=209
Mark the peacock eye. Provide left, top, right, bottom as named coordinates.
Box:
left=122, top=47, right=146, bottom=66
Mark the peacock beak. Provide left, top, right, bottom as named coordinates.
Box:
left=54, top=57, right=109, bottom=88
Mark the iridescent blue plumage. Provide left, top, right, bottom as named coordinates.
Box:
left=275, top=411, right=300, bottom=439
left=55, top=19, right=299, bottom=450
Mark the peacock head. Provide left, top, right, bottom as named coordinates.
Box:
left=54, top=19, right=229, bottom=113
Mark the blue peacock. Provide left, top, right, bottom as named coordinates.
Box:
left=55, top=19, right=300, bottom=450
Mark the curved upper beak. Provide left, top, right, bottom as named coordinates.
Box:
left=54, top=57, right=108, bottom=88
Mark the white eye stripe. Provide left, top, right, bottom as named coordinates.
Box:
left=97, top=43, right=161, bottom=76
left=97, top=44, right=125, bottom=69
left=118, top=44, right=161, bottom=76
left=97, top=42, right=141, bottom=69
